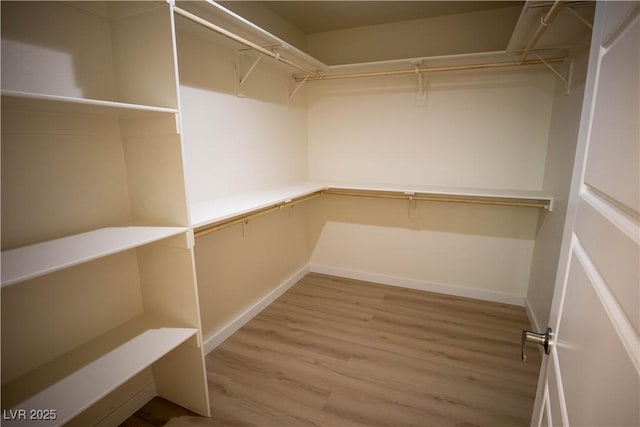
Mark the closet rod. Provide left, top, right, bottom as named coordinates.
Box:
left=324, top=189, right=550, bottom=209
left=173, top=6, right=320, bottom=78
left=194, top=191, right=323, bottom=238
left=517, top=0, right=566, bottom=64
left=295, top=57, right=565, bottom=82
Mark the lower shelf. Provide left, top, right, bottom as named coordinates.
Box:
left=1, top=316, right=198, bottom=427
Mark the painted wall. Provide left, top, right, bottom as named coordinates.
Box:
left=308, top=68, right=555, bottom=189
left=526, top=50, right=589, bottom=330
left=176, top=26, right=311, bottom=344
left=307, top=6, right=523, bottom=65
left=176, top=27, right=308, bottom=204
left=307, top=66, right=557, bottom=301
left=194, top=204, right=310, bottom=345
left=309, top=195, right=540, bottom=303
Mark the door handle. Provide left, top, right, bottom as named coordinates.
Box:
left=521, top=327, right=553, bottom=361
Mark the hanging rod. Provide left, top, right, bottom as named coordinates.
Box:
left=324, top=189, right=551, bottom=210
left=194, top=191, right=323, bottom=238
left=294, top=57, right=565, bottom=82
left=173, top=6, right=320, bottom=78
left=517, top=0, right=566, bottom=64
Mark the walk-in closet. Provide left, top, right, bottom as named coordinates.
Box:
left=2, top=1, right=638, bottom=426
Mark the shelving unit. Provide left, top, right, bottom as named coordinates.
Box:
left=191, top=181, right=554, bottom=237
left=1, top=1, right=209, bottom=425
left=2, top=316, right=197, bottom=427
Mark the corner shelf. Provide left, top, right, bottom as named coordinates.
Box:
left=191, top=181, right=554, bottom=238
left=190, top=182, right=327, bottom=229
left=1, top=315, right=197, bottom=427
left=1, top=226, right=188, bottom=287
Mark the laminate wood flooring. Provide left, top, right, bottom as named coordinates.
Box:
left=202, top=273, right=542, bottom=427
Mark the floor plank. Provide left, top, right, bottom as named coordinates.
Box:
left=206, top=273, right=541, bottom=426
left=124, top=273, right=542, bottom=427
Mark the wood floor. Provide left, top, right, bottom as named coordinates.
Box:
left=126, top=273, right=542, bottom=426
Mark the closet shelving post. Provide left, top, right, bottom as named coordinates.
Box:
left=1, top=1, right=209, bottom=425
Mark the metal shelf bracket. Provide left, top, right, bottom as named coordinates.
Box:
left=235, top=53, right=263, bottom=97
left=533, top=52, right=573, bottom=96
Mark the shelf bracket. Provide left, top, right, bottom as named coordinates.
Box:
left=533, top=53, right=572, bottom=96
left=565, top=6, right=593, bottom=30
left=288, top=74, right=309, bottom=103
left=410, top=61, right=427, bottom=106
left=235, top=53, right=263, bottom=97
left=406, top=193, right=419, bottom=218
left=416, top=68, right=427, bottom=106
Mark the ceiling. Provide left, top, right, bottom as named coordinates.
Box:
left=225, top=1, right=525, bottom=35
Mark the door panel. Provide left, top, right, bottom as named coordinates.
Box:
left=532, top=2, right=639, bottom=426
left=558, top=249, right=639, bottom=425
left=583, top=12, right=639, bottom=213
left=546, top=359, right=563, bottom=426
left=575, top=196, right=640, bottom=328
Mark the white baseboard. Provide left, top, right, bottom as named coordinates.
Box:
left=203, top=264, right=310, bottom=354
left=309, top=264, right=525, bottom=306
left=94, top=381, right=156, bottom=427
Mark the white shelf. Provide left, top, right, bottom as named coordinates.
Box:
left=1, top=90, right=178, bottom=118
left=174, top=0, right=326, bottom=72
left=1, top=226, right=188, bottom=287
left=191, top=180, right=554, bottom=233
left=2, top=316, right=197, bottom=427
left=325, top=181, right=554, bottom=203
left=190, top=182, right=326, bottom=229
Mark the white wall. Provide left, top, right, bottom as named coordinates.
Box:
left=307, top=6, right=522, bottom=65
left=307, top=65, right=557, bottom=302
left=308, top=68, right=556, bottom=189
left=309, top=195, right=540, bottom=303
left=194, top=204, right=310, bottom=344
left=526, top=50, right=589, bottom=330
left=176, top=27, right=308, bottom=204
left=175, top=25, right=311, bottom=342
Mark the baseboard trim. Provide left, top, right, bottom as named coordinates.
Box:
left=309, top=264, right=525, bottom=306
left=94, top=381, right=156, bottom=427
left=203, top=264, right=310, bottom=354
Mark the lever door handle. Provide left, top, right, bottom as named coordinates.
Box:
left=521, top=327, right=552, bottom=361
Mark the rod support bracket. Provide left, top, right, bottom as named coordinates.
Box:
left=532, top=53, right=571, bottom=95
left=288, top=74, right=309, bottom=103
left=410, top=61, right=427, bottom=106
left=235, top=52, right=263, bottom=97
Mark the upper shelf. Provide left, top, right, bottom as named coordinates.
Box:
left=170, top=0, right=589, bottom=87
left=507, top=0, right=595, bottom=54
left=1, top=90, right=179, bottom=118
left=173, top=0, right=326, bottom=74
left=1, top=226, right=188, bottom=287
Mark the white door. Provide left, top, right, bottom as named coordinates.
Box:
left=528, top=1, right=639, bottom=426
